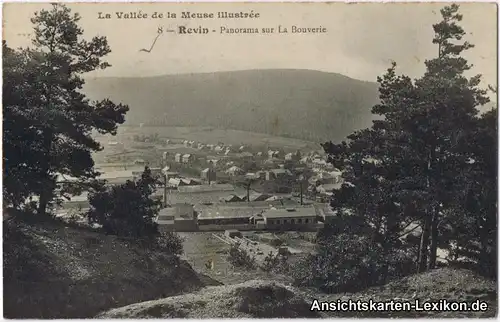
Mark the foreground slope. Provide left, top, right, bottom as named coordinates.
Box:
left=3, top=214, right=217, bottom=319
left=303, top=267, right=497, bottom=318
left=97, top=280, right=322, bottom=318
left=83, top=69, right=380, bottom=142
left=98, top=268, right=497, bottom=318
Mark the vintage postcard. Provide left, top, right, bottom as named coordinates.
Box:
left=3, top=1, right=497, bottom=319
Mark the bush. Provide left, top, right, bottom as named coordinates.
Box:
left=261, top=252, right=289, bottom=273
left=228, top=245, right=257, bottom=270
left=156, top=232, right=184, bottom=256
left=291, top=233, right=415, bottom=293
left=86, top=167, right=161, bottom=238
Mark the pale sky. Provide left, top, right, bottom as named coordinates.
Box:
left=3, top=2, right=497, bottom=88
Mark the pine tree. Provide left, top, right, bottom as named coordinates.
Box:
left=3, top=41, right=46, bottom=208
left=322, top=4, right=490, bottom=275
left=414, top=4, right=489, bottom=270
left=446, top=108, right=497, bottom=276
left=3, top=4, right=129, bottom=213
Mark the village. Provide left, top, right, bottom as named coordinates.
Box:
left=60, top=128, right=343, bottom=229
left=54, top=127, right=343, bottom=269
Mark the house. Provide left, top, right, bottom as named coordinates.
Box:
left=224, top=148, right=231, bottom=156
left=178, top=184, right=233, bottom=193
left=162, top=151, right=169, bottom=160
left=244, top=172, right=260, bottom=180
left=214, top=145, right=224, bottom=153
left=225, top=166, right=243, bottom=176
left=183, top=178, right=202, bottom=186
left=183, top=140, right=189, bottom=147
left=156, top=204, right=197, bottom=232
left=220, top=194, right=244, bottom=203
left=264, top=195, right=284, bottom=202
left=182, top=154, right=194, bottom=163
left=168, top=178, right=187, bottom=187
left=175, top=153, right=182, bottom=163
left=133, top=158, right=146, bottom=165
left=208, top=158, right=220, bottom=167
left=261, top=207, right=319, bottom=229
left=239, top=145, right=246, bottom=151
left=265, top=169, right=292, bottom=181
left=156, top=207, right=176, bottom=226
left=97, top=170, right=136, bottom=185
left=239, top=152, right=254, bottom=160
left=285, top=151, right=301, bottom=162
left=312, top=158, right=335, bottom=171
left=248, top=192, right=271, bottom=202
left=244, top=171, right=266, bottom=180
left=168, top=178, right=201, bottom=188
left=268, top=150, right=278, bottom=159
left=256, top=152, right=263, bottom=157
left=201, top=168, right=217, bottom=183
left=308, top=171, right=335, bottom=185
left=316, top=183, right=343, bottom=196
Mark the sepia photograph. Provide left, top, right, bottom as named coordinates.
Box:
left=2, top=1, right=498, bottom=319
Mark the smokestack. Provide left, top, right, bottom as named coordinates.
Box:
left=163, top=174, right=168, bottom=207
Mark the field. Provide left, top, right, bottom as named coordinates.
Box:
left=102, top=125, right=323, bottom=151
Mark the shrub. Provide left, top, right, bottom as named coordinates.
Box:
left=261, top=252, right=289, bottom=273
left=86, top=167, right=161, bottom=239
left=291, top=233, right=415, bottom=293
left=228, top=245, right=257, bottom=270
left=156, top=232, right=184, bottom=256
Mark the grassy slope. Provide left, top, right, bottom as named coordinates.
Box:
left=83, top=69, right=380, bottom=142
left=3, top=215, right=219, bottom=319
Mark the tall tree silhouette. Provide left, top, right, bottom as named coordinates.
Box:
left=3, top=4, right=129, bottom=213
left=322, top=4, right=491, bottom=274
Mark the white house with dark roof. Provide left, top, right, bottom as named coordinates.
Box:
left=174, top=153, right=182, bottom=163
left=260, top=207, right=322, bottom=229
left=226, top=166, right=243, bottom=176
left=200, top=167, right=217, bottom=183
left=182, top=154, right=194, bottom=163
